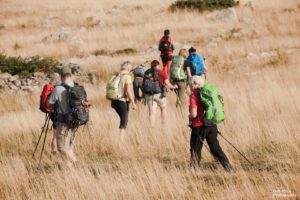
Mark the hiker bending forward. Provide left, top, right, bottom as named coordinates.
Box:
left=47, top=66, right=77, bottom=165
left=111, top=62, right=137, bottom=139
left=189, top=75, right=231, bottom=171
left=143, top=60, right=177, bottom=126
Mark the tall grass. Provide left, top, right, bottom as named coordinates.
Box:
left=0, top=0, right=300, bottom=199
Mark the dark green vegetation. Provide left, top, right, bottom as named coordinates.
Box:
left=0, top=54, right=59, bottom=77
left=93, top=48, right=138, bottom=56
left=170, top=0, right=239, bottom=12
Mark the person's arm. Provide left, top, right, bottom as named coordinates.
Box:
left=186, top=67, right=192, bottom=79
left=165, top=79, right=177, bottom=90
left=46, top=89, right=58, bottom=112
left=125, top=80, right=137, bottom=110
left=189, top=95, right=198, bottom=119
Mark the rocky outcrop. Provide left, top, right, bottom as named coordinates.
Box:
left=0, top=62, right=95, bottom=94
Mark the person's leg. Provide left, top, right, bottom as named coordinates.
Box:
left=190, top=126, right=204, bottom=168
left=51, top=129, right=57, bottom=154
left=112, top=100, right=126, bottom=129
left=156, top=95, right=167, bottom=124
left=133, top=78, right=139, bottom=101
left=177, top=81, right=186, bottom=106
left=205, top=125, right=231, bottom=171
left=56, top=123, right=75, bottom=164
left=67, top=130, right=77, bottom=163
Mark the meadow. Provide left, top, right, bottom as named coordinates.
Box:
left=0, top=0, right=299, bottom=199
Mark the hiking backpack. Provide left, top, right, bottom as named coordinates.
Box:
left=142, top=68, right=162, bottom=94
left=187, top=53, right=205, bottom=76
left=133, top=65, right=147, bottom=77
left=106, top=73, right=125, bottom=100
left=170, top=56, right=186, bottom=81
left=40, top=84, right=54, bottom=113
left=199, top=84, right=224, bottom=126
left=159, top=36, right=172, bottom=53
left=64, top=83, right=89, bottom=127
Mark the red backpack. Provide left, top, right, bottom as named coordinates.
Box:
left=40, top=84, right=54, bottom=113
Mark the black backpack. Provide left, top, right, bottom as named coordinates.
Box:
left=142, top=68, right=162, bottom=94
left=64, top=83, right=89, bottom=128
left=159, top=36, right=172, bottom=53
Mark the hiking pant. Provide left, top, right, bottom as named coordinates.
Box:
left=173, top=81, right=187, bottom=106
left=133, top=77, right=143, bottom=101
left=111, top=100, right=129, bottom=129
left=190, top=125, right=231, bottom=170
left=161, top=56, right=172, bottom=79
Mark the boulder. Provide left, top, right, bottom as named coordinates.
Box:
left=215, top=8, right=238, bottom=22
left=0, top=72, right=12, bottom=79
left=13, top=79, right=21, bottom=87
left=8, top=75, right=19, bottom=82
left=43, top=32, right=81, bottom=43
left=244, top=1, right=254, bottom=10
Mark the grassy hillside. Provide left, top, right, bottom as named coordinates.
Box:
left=0, top=0, right=299, bottom=199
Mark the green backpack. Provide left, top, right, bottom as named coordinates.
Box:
left=199, top=84, right=224, bottom=126
left=106, top=73, right=125, bottom=100
left=170, top=56, right=186, bottom=81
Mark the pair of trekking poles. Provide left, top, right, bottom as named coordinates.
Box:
left=32, top=114, right=51, bottom=162
left=173, top=89, right=254, bottom=167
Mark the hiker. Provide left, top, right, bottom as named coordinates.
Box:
left=143, top=60, right=177, bottom=125
left=46, top=66, right=79, bottom=165
left=106, top=61, right=137, bottom=139
left=170, top=48, right=189, bottom=106
left=186, top=47, right=206, bottom=80
left=158, top=29, right=175, bottom=79
left=133, top=64, right=148, bottom=102
left=189, top=75, right=231, bottom=171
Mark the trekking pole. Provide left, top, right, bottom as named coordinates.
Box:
left=218, top=132, right=254, bottom=166
left=32, top=114, right=50, bottom=158
left=39, top=116, right=51, bottom=162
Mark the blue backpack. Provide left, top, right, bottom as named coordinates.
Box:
left=187, top=53, right=205, bottom=76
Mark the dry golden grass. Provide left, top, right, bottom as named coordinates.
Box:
left=0, top=0, right=300, bottom=199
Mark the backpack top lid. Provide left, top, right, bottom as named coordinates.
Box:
left=40, top=84, right=54, bottom=113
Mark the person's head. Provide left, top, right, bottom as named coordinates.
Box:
left=120, top=61, right=133, bottom=72
left=164, top=29, right=170, bottom=37
left=179, top=48, right=188, bottom=58
left=150, top=60, right=160, bottom=69
left=190, top=75, right=205, bottom=90
left=59, top=66, right=72, bottom=83
left=50, top=72, right=60, bottom=85
left=189, top=47, right=197, bottom=54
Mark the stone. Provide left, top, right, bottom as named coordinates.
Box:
left=215, top=8, right=238, bottom=22
left=0, top=23, right=7, bottom=29
left=9, top=84, right=18, bottom=90
left=33, top=72, right=45, bottom=78
left=8, top=75, right=19, bottom=82
left=0, top=72, right=12, bottom=79
left=0, top=79, right=5, bottom=88
left=13, top=79, right=21, bottom=87
left=246, top=52, right=259, bottom=60
left=43, top=32, right=81, bottom=43
left=244, top=1, right=254, bottom=10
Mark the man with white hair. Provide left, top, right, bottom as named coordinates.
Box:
left=189, top=75, right=231, bottom=171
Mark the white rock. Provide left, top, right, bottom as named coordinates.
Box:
left=244, top=1, right=254, bottom=10
left=216, top=8, right=238, bottom=22
left=0, top=72, right=12, bottom=79
left=13, top=79, right=21, bottom=87
left=8, top=75, right=19, bottom=82
left=246, top=52, right=259, bottom=60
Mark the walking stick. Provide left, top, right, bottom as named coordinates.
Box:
left=39, top=116, right=51, bottom=162
left=218, top=132, right=254, bottom=166
left=32, top=114, right=50, bottom=158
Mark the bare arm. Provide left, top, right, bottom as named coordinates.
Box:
left=186, top=67, right=192, bottom=79
left=125, top=82, right=137, bottom=109
left=190, top=107, right=197, bottom=119
left=165, top=79, right=177, bottom=90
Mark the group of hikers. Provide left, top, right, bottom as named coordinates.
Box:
left=36, top=29, right=232, bottom=171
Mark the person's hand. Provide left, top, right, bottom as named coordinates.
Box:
left=132, top=102, right=137, bottom=110
left=173, top=84, right=178, bottom=90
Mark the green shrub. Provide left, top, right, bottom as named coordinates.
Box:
left=0, top=54, right=59, bottom=77
left=170, top=0, right=239, bottom=12
left=114, top=48, right=138, bottom=55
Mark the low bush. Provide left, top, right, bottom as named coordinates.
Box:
left=0, top=54, right=59, bottom=77
left=92, top=48, right=138, bottom=56
left=170, top=0, right=239, bottom=12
